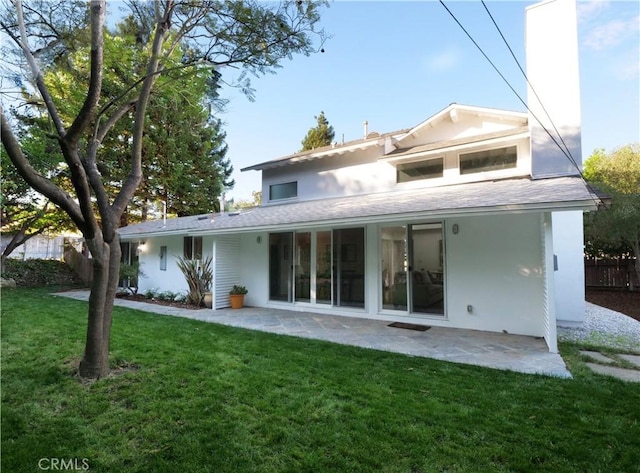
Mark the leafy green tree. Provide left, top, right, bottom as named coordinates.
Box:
left=17, top=21, right=234, bottom=224
left=583, top=143, right=640, bottom=285
left=1, top=0, right=327, bottom=379
left=231, top=190, right=262, bottom=210
left=0, top=127, right=74, bottom=269
left=301, top=111, right=335, bottom=151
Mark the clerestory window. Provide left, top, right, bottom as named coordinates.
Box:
left=397, top=158, right=444, bottom=183
left=459, top=146, right=517, bottom=174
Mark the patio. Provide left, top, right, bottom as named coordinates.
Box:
left=57, top=290, right=571, bottom=378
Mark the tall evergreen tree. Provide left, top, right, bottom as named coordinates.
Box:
left=301, top=111, right=335, bottom=151
left=10, top=20, right=234, bottom=224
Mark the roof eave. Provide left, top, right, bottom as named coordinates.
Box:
left=183, top=199, right=597, bottom=237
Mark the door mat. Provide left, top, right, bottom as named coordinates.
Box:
left=387, top=322, right=431, bottom=331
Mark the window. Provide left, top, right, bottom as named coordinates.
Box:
left=397, top=158, right=444, bottom=183
left=269, top=181, right=297, bottom=201
left=459, top=146, right=517, bottom=174
left=160, top=246, right=167, bottom=270
left=183, top=236, right=203, bottom=260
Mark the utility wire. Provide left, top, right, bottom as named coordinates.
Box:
left=438, top=0, right=602, bottom=206
left=480, top=0, right=581, bottom=174
left=479, top=0, right=602, bottom=207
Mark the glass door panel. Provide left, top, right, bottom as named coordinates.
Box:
left=381, top=226, right=407, bottom=311
left=295, top=232, right=311, bottom=302
left=269, top=232, right=292, bottom=302
left=333, top=228, right=365, bottom=308
left=410, top=223, right=445, bottom=315
left=316, top=231, right=332, bottom=304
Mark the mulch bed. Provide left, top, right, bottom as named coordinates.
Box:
left=585, top=289, right=640, bottom=322
left=115, top=293, right=203, bottom=310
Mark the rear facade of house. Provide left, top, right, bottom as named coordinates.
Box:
left=119, top=0, right=596, bottom=352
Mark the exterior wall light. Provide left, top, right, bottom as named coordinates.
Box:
left=452, top=224, right=459, bottom=235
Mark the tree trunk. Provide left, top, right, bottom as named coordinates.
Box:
left=78, top=235, right=121, bottom=379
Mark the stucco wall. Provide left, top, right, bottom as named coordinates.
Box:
left=238, top=232, right=269, bottom=308
left=227, top=213, right=547, bottom=338
left=261, top=136, right=531, bottom=203
left=444, top=213, right=545, bottom=336
left=552, top=211, right=585, bottom=326
left=137, top=234, right=214, bottom=296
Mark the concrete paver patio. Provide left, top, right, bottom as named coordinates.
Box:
left=56, top=290, right=571, bottom=378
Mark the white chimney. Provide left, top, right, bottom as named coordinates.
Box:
left=363, top=120, right=368, bottom=139
left=526, top=0, right=582, bottom=178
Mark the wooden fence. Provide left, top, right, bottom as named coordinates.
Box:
left=64, top=244, right=93, bottom=285
left=584, top=258, right=638, bottom=290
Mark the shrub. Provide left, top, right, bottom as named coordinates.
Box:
left=176, top=256, right=213, bottom=306
left=2, top=259, right=83, bottom=287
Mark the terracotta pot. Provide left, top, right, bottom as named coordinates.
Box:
left=229, top=294, right=245, bottom=309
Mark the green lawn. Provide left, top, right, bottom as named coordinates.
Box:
left=2, top=288, right=639, bottom=473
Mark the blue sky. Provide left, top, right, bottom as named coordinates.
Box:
left=218, top=0, right=640, bottom=202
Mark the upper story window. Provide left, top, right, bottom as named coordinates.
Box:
left=270, top=181, right=298, bottom=201
left=397, top=158, right=444, bottom=183
left=183, top=236, right=202, bottom=260
left=459, top=146, right=517, bottom=175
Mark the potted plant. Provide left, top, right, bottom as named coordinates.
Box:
left=229, top=285, right=248, bottom=309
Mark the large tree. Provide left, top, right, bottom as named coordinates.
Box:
left=1, top=0, right=327, bottom=379
left=583, top=143, right=640, bottom=285
left=300, top=110, right=334, bottom=151
left=12, top=15, right=234, bottom=223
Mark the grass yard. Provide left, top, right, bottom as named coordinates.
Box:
left=2, top=288, right=639, bottom=473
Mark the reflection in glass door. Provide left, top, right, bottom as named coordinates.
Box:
left=381, top=223, right=445, bottom=315
left=269, top=232, right=292, bottom=302
left=410, top=223, right=445, bottom=315
left=333, top=228, right=365, bottom=308
left=316, top=231, right=332, bottom=304
left=381, top=226, right=407, bottom=310
left=295, top=233, right=311, bottom=302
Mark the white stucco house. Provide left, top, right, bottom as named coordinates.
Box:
left=119, top=0, right=598, bottom=352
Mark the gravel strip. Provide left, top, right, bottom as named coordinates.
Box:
left=558, top=303, right=640, bottom=351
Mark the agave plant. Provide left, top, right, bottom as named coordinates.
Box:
left=176, top=255, right=213, bottom=306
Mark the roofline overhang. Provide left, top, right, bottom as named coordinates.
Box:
left=397, top=104, right=528, bottom=144
left=241, top=130, right=409, bottom=172
left=120, top=198, right=596, bottom=240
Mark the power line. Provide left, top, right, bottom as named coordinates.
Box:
left=438, top=0, right=602, bottom=206
left=480, top=0, right=581, bottom=174
left=478, top=0, right=602, bottom=207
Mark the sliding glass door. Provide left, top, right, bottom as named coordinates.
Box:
left=381, top=223, right=445, bottom=315
left=381, top=226, right=407, bottom=311
left=269, top=232, right=292, bottom=302
left=269, top=228, right=365, bottom=308
left=316, top=231, right=332, bottom=304
left=410, top=223, right=445, bottom=315
left=294, top=232, right=311, bottom=302
left=333, top=228, right=365, bottom=308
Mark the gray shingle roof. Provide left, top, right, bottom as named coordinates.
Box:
left=118, top=176, right=598, bottom=239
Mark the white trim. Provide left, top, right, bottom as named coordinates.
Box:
left=542, top=212, right=558, bottom=352
left=397, top=104, right=528, bottom=145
